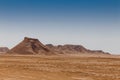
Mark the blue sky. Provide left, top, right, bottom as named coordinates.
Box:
left=0, top=0, right=120, bottom=54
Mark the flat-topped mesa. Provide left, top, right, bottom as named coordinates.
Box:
left=24, top=37, right=39, bottom=42
left=8, top=37, right=53, bottom=55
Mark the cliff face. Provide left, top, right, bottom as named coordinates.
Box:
left=8, top=37, right=53, bottom=55
left=0, top=47, right=9, bottom=53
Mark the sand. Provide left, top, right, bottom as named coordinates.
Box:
left=0, top=54, right=120, bottom=80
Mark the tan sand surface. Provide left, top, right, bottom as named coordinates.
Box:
left=0, top=55, right=120, bottom=80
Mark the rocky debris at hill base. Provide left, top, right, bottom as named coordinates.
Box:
left=0, top=47, right=9, bottom=53
left=8, top=37, right=54, bottom=55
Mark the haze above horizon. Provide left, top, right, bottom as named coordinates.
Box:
left=0, top=0, right=120, bottom=54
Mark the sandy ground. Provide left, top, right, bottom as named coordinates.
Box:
left=0, top=54, right=120, bottom=80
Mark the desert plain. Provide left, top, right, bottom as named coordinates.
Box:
left=0, top=54, right=120, bottom=80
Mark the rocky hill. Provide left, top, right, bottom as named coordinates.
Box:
left=0, top=47, right=9, bottom=53
left=8, top=37, right=54, bottom=55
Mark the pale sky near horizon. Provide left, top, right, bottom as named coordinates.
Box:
left=0, top=0, right=120, bottom=54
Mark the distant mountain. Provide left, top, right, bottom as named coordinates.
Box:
left=8, top=37, right=110, bottom=55
left=0, top=47, right=9, bottom=53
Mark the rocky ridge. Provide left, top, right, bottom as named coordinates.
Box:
left=8, top=37, right=110, bottom=55
left=46, top=44, right=110, bottom=55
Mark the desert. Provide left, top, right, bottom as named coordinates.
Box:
left=0, top=37, right=120, bottom=80
left=0, top=0, right=119, bottom=80
left=0, top=55, right=120, bottom=80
